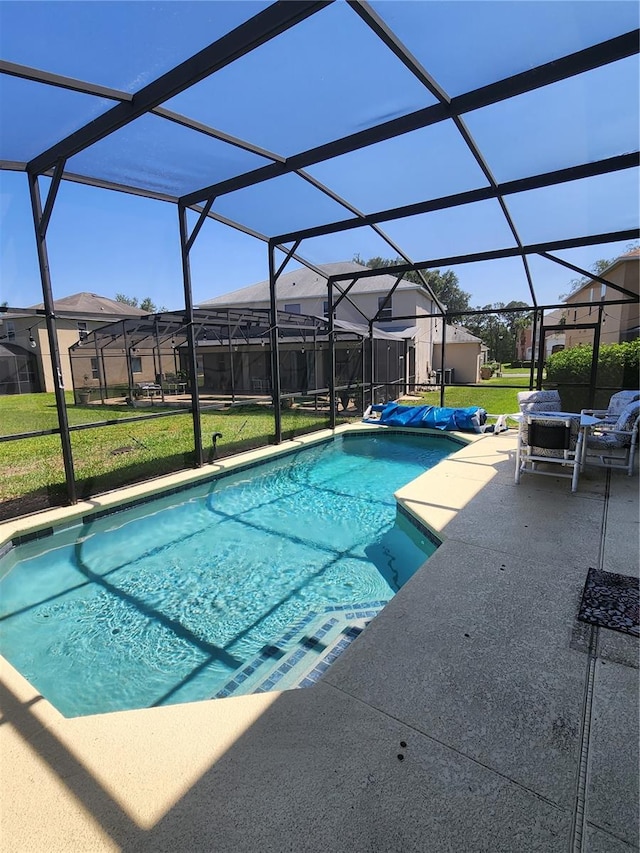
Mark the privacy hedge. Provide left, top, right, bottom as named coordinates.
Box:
left=546, top=340, right=640, bottom=410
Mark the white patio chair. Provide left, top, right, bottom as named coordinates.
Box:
left=515, top=413, right=582, bottom=492
left=583, top=400, right=640, bottom=476
left=581, top=390, right=640, bottom=425
left=517, top=390, right=561, bottom=414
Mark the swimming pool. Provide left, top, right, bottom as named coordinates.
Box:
left=0, top=431, right=461, bottom=717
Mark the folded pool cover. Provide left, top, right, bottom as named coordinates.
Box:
left=369, top=402, right=487, bottom=431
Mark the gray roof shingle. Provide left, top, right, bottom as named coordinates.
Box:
left=28, top=292, right=147, bottom=316
left=200, top=262, right=423, bottom=307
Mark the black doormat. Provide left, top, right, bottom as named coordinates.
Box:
left=578, top=568, right=639, bottom=637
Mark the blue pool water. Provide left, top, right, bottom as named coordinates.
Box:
left=0, top=432, right=459, bottom=716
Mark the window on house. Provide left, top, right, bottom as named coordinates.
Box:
left=573, top=310, right=577, bottom=322
left=131, top=356, right=142, bottom=374
left=90, top=357, right=99, bottom=379
left=284, top=303, right=301, bottom=314
left=5, top=321, right=15, bottom=340
left=323, top=301, right=329, bottom=316
left=77, top=321, right=88, bottom=341
left=600, top=282, right=607, bottom=299
left=588, top=287, right=594, bottom=315
left=378, top=296, right=392, bottom=320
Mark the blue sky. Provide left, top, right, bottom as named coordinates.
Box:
left=0, top=1, right=638, bottom=312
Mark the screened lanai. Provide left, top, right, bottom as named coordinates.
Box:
left=69, top=306, right=410, bottom=408
left=0, top=0, right=638, bottom=515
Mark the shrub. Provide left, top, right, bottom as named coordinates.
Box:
left=597, top=339, right=640, bottom=388
left=546, top=340, right=640, bottom=410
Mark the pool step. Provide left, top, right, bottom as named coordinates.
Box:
left=213, top=601, right=387, bottom=700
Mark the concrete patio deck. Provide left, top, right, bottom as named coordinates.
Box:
left=1, top=428, right=638, bottom=852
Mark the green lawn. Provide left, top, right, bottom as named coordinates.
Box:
left=0, top=394, right=343, bottom=519
left=499, top=364, right=531, bottom=375
left=413, top=380, right=525, bottom=414
left=0, top=383, right=529, bottom=520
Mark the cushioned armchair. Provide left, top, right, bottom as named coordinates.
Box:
left=515, top=414, right=582, bottom=492
left=584, top=400, right=640, bottom=476
left=517, top=390, right=561, bottom=414
left=581, top=390, right=640, bottom=425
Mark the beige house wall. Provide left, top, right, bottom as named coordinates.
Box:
left=235, top=287, right=428, bottom=330
left=411, top=312, right=435, bottom=385
left=0, top=315, right=159, bottom=394
left=564, top=257, right=639, bottom=349
left=433, top=342, right=482, bottom=384
left=208, top=288, right=438, bottom=385
left=0, top=317, right=88, bottom=392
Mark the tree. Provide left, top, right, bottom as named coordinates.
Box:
left=353, top=256, right=533, bottom=360
left=560, top=258, right=614, bottom=300
left=464, top=301, right=532, bottom=363
left=140, top=297, right=159, bottom=313
left=497, top=300, right=533, bottom=361
left=559, top=242, right=639, bottom=300
left=353, top=255, right=471, bottom=313
left=464, top=307, right=505, bottom=360
left=115, top=293, right=139, bottom=307
left=115, top=293, right=165, bottom=313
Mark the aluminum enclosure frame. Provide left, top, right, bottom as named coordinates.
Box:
left=1, top=1, right=638, bottom=512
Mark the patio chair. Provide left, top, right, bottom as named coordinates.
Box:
left=517, top=390, right=561, bottom=414
left=515, top=413, right=582, bottom=492
left=581, top=390, right=640, bottom=425
left=136, top=382, right=161, bottom=397
left=583, top=400, right=640, bottom=476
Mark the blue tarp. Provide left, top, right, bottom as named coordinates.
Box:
left=366, top=403, right=487, bottom=431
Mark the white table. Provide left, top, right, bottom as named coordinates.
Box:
left=518, top=410, right=601, bottom=467
left=514, top=410, right=599, bottom=426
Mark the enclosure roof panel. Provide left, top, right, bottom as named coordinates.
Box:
left=0, top=1, right=271, bottom=93
left=332, top=318, right=412, bottom=341
left=66, top=113, right=274, bottom=198
left=304, top=121, right=491, bottom=215
left=369, top=0, right=639, bottom=97
left=68, top=306, right=379, bottom=351
left=0, top=74, right=115, bottom=164
left=0, top=342, right=32, bottom=357
left=1, top=1, right=638, bottom=311
left=164, top=1, right=436, bottom=157
left=463, top=56, right=640, bottom=184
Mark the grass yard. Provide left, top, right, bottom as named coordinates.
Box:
left=499, top=365, right=532, bottom=375
left=413, top=379, right=526, bottom=415
left=0, top=381, right=529, bottom=520
left=0, top=394, right=341, bottom=520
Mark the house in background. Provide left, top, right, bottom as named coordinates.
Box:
left=433, top=324, right=486, bottom=384
left=0, top=293, right=146, bottom=394
left=514, top=250, right=639, bottom=364
left=201, top=261, right=482, bottom=387
left=563, top=248, right=639, bottom=348
left=516, top=307, right=566, bottom=362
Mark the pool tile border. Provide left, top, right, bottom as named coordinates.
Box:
left=254, top=618, right=340, bottom=694
left=3, top=427, right=463, bottom=551
left=298, top=624, right=369, bottom=688
left=396, top=503, right=442, bottom=548
left=214, top=601, right=389, bottom=700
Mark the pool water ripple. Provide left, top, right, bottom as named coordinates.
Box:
left=0, top=432, right=457, bottom=715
